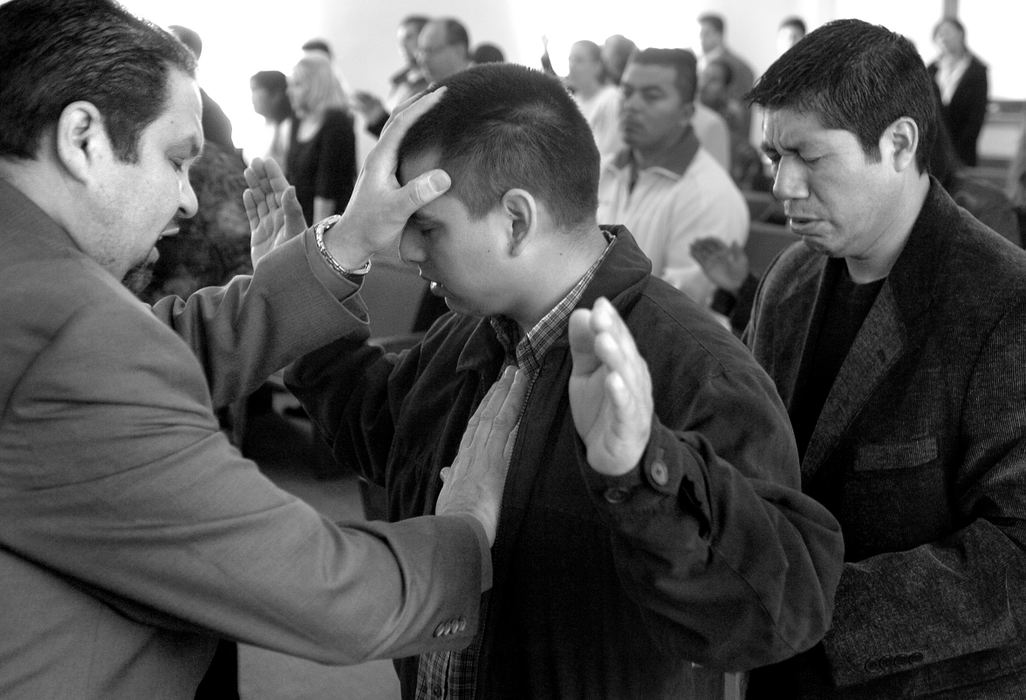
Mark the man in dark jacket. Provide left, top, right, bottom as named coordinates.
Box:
left=744, top=19, right=1026, bottom=697
left=286, top=62, right=844, bottom=699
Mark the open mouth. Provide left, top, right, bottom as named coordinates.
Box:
left=786, top=215, right=818, bottom=230
left=420, top=273, right=445, bottom=296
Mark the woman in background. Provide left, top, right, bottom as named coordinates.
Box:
left=287, top=53, right=357, bottom=223
left=928, top=17, right=988, bottom=166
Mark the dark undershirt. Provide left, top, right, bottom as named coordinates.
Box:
left=792, top=263, right=884, bottom=460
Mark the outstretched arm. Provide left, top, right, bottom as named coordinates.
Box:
left=568, top=295, right=842, bottom=669
left=155, top=90, right=453, bottom=407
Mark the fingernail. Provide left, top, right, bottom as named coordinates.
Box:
left=427, top=170, right=451, bottom=194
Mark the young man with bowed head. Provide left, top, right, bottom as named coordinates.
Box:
left=284, top=61, right=843, bottom=698
left=743, top=19, right=1026, bottom=697
left=0, top=0, right=524, bottom=697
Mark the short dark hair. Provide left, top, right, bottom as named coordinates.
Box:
left=698, top=13, right=725, bottom=35
left=438, top=18, right=470, bottom=52
left=748, top=19, right=935, bottom=172
left=0, top=0, right=196, bottom=163
left=251, top=70, right=288, bottom=94
left=398, top=63, right=599, bottom=230
left=629, top=48, right=698, bottom=103
left=779, top=16, right=807, bottom=36
left=250, top=70, right=293, bottom=122
left=471, top=43, right=505, bottom=64
left=400, top=15, right=429, bottom=32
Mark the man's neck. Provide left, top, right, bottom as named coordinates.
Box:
left=703, top=45, right=724, bottom=61
left=511, top=226, right=610, bottom=333
left=630, top=124, right=688, bottom=172
left=845, top=173, right=931, bottom=283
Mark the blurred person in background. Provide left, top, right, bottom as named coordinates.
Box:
left=599, top=48, right=748, bottom=310
left=601, top=33, right=637, bottom=86
left=696, top=13, right=754, bottom=135
left=352, top=15, right=430, bottom=136
left=247, top=70, right=293, bottom=169
left=471, top=42, right=505, bottom=64
left=776, top=16, right=806, bottom=56
left=699, top=58, right=768, bottom=189
left=169, top=24, right=235, bottom=153
left=928, top=17, right=988, bottom=166
left=566, top=39, right=623, bottom=160
left=416, top=17, right=473, bottom=85
left=287, top=53, right=357, bottom=223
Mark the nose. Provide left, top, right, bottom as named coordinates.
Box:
left=398, top=227, right=426, bottom=265
left=178, top=174, right=198, bottom=219
left=771, top=157, right=809, bottom=202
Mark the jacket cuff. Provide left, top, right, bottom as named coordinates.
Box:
left=577, top=423, right=710, bottom=528
left=450, top=513, right=493, bottom=593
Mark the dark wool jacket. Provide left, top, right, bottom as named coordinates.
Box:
left=746, top=181, right=1026, bottom=698
left=288, top=228, right=843, bottom=698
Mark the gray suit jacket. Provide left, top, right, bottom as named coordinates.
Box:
left=0, top=179, right=486, bottom=699
left=745, top=181, right=1026, bottom=697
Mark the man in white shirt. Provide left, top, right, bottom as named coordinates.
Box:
left=598, top=48, right=747, bottom=308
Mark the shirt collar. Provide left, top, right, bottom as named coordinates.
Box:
left=490, top=231, right=617, bottom=377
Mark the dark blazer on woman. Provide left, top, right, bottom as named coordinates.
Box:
left=929, top=55, right=989, bottom=166
left=287, top=107, right=357, bottom=222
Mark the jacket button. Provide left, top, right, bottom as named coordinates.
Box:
left=604, top=486, right=629, bottom=503
left=433, top=621, right=446, bottom=637
left=649, top=460, right=669, bottom=486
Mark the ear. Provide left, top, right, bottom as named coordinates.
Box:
left=54, top=101, right=108, bottom=183
left=500, top=188, right=538, bottom=257
left=882, top=117, right=919, bottom=173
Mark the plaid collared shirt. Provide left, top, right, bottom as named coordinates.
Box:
left=414, top=233, right=615, bottom=699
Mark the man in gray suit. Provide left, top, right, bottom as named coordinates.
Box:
left=0, top=0, right=524, bottom=697
left=744, top=19, right=1026, bottom=697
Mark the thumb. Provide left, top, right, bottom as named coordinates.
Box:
left=401, top=169, right=451, bottom=211
left=282, top=186, right=308, bottom=237
left=568, top=309, right=601, bottom=375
